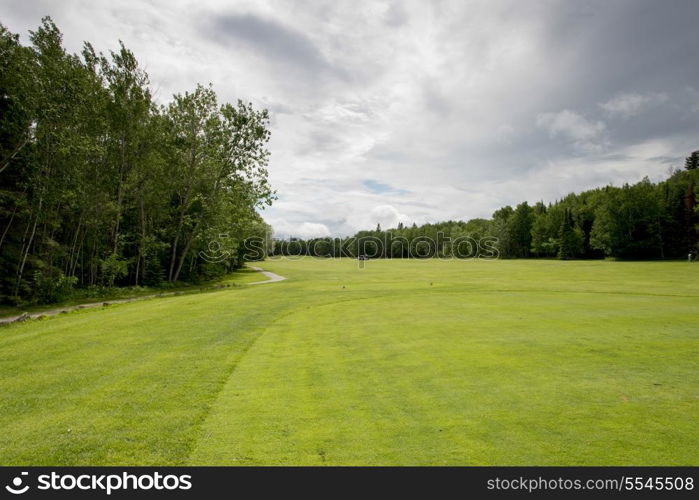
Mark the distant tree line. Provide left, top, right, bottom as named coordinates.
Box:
left=0, top=18, right=273, bottom=304
left=273, top=165, right=699, bottom=261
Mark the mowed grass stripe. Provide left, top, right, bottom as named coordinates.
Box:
left=0, top=258, right=697, bottom=465
left=0, top=286, right=294, bottom=465
left=189, top=288, right=697, bottom=465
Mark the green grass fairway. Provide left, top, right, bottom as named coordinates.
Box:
left=1, top=259, right=697, bottom=465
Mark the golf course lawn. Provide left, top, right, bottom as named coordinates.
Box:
left=0, top=258, right=697, bottom=465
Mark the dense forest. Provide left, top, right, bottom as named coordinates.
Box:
left=273, top=165, right=699, bottom=261
left=0, top=18, right=273, bottom=305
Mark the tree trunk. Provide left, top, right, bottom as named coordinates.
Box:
left=169, top=137, right=198, bottom=281
left=15, top=207, right=40, bottom=296
left=66, top=215, right=83, bottom=276
left=0, top=205, right=17, bottom=253
left=172, top=219, right=201, bottom=283
left=168, top=184, right=193, bottom=281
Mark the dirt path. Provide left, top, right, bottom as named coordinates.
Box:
left=248, top=266, right=287, bottom=285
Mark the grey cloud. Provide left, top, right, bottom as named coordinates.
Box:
left=204, top=13, right=345, bottom=80
left=421, top=79, right=453, bottom=117
left=384, top=2, right=408, bottom=27
left=541, top=0, right=699, bottom=107
left=648, top=155, right=684, bottom=166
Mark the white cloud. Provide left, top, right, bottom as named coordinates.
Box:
left=599, top=92, right=669, bottom=119
left=370, top=205, right=405, bottom=228
left=536, top=110, right=608, bottom=153
left=267, top=220, right=330, bottom=239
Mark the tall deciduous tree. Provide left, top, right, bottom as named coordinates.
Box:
left=0, top=19, right=274, bottom=304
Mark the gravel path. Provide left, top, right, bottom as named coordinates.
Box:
left=0, top=293, right=177, bottom=325
left=248, top=266, right=287, bottom=285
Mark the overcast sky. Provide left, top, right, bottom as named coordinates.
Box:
left=4, top=0, right=699, bottom=237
